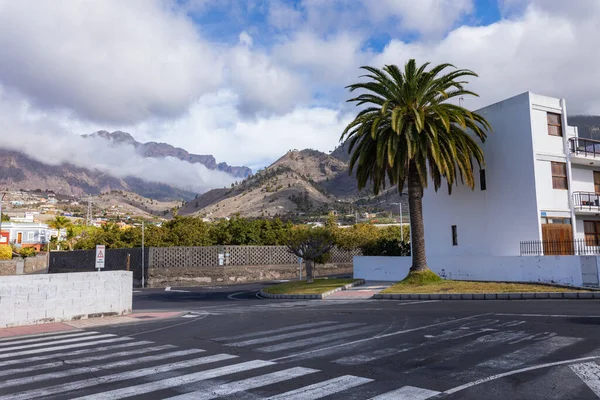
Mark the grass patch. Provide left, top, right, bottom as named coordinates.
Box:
left=382, top=280, right=592, bottom=294
left=399, top=269, right=443, bottom=285
left=263, top=279, right=359, bottom=295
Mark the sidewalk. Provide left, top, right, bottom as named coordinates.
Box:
left=0, top=311, right=183, bottom=338
left=325, top=281, right=393, bottom=300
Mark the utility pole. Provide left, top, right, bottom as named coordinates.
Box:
left=141, top=221, right=145, bottom=288
left=391, top=202, right=404, bottom=241
left=86, top=197, right=93, bottom=226
left=0, top=192, right=6, bottom=242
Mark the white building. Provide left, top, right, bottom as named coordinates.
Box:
left=423, top=91, right=599, bottom=257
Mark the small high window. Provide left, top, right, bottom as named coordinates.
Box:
left=480, top=169, right=486, bottom=191
left=451, top=225, right=458, bottom=246
left=547, top=112, right=563, bottom=137
left=551, top=162, right=568, bottom=190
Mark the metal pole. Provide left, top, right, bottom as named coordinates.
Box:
left=399, top=203, right=403, bottom=241
left=141, top=222, right=145, bottom=288
left=0, top=193, right=5, bottom=242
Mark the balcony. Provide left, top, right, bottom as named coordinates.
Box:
left=569, top=137, right=600, bottom=166
left=573, top=191, right=600, bottom=213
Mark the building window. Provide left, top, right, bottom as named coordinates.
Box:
left=480, top=169, right=486, bottom=191
left=551, top=162, right=568, bottom=190
left=541, top=217, right=571, bottom=224
left=547, top=112, right=563, bottom=136
left=27, top=232, right=34, bottom=241
left=451, top=225, right=458, bottom=246
left=584, top=221, right=600, bottom=246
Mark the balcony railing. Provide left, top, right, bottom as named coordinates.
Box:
left=573, top=191, right=600, bottom=211
left=520, top=239, right=600, bottom=255
left=569, top=137, right=600, bottom=158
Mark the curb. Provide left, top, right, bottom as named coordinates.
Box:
left=373, top=291, right=600, bottom=300
left=259, top=279, right=366, bottom=300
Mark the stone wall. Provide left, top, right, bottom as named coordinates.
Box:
left=148, top=263, right=353, bottom=287
left=0, top=255, right=47, bottom=276
left=0, top=271, right=132, bottom=328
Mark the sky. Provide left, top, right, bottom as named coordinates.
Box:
left=1, top=0, right=600, bottom=193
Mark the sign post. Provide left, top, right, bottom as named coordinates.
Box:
left=95, top=245, right=105, bottom=272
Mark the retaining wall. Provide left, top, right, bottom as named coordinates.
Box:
left=0, top=271, right=132, bottom=328
left=354, top=255, right=600, bottom=287
left=0, top=255, right=48, bottom=276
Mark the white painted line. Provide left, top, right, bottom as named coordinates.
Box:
left=165, top=286, right=190, bottom=293
left=165, top=367, right=319, bottom=400
left=258, top=325, right=379, bottom=353
left=217, top=321, right=337, bottom=341
left=477, top=336, right=582, bottom=370
left=0, top=336, right=131, bottom=359
left=335, top=348, right=410, bottom=366
left=228, top=323, right=365, bottom=347
left=0, top=330, right=94, bottom=344
left=266, top=375, right=373, bottom=400
left=0, top=348, right=205, bottom=390
left=398, top=300, right=440, bottom=306
left=508, top=331, right=557, bottom=345
left=72, top=360, right=275, bottom=400
left=227, top=291, right=248, bottom=300
left=0, top=331, right=100, bottom=347
left=165, top=286, right=171, bottom=290
left=0, top=353, right=238, bottom=400
left=270, top=313, right=492, bottom=362
left=496, top=313, right=600, bottom=318
left=496, top=320, right=526, bottom=328
left=0, top=333, right=116, bottom=353
left=443, top=355, right=600, bottom=395
left=370, top=385, right=440, bottom=400
left=570, top=362, right=600, bottom=397
left=0, top=340, right=153, bottom=368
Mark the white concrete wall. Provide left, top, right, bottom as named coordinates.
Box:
left=571, top=165, right=596, bottom=193
left=530, top=94, right=565, bottom=157
left=534, top=158, right=570, bottom=212
left=0, top=271, right=132, bottom=328
left=422, top=92, right=541, bottom=257
left=354, top=255, right=589, bottom=287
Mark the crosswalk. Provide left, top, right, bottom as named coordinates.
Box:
left=1, top=318, right=600, bottom=399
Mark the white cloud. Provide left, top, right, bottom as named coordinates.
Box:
left=239, top=31, right=254, bottom=47
left=0, top=0, right=223, bottom=125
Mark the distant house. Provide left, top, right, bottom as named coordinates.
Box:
left=0, top=222, right=57, bottom=251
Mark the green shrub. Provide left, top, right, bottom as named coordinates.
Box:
left=361, top=238, right=410, bottom=256
left=0, top=245, right=12, bottom=260
left=18, top=247, right=37, bottom=258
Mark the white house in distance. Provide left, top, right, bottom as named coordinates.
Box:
left=423, top=91, right=600, bottom=257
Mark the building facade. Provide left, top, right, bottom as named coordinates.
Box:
left=422, top=91, right=598, bottom=257
left=0, top=222, right=64, bottom=251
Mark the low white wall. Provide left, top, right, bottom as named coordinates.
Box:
left=0, top=271, right=132, bottom=328
left=354, top=255, right=593, bottom=287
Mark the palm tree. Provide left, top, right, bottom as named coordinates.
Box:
left=48, top=216, right=72, bottom=249
left=342, top=59, right=491, bottom=274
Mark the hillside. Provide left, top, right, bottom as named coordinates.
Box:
left=180, top=149, right=407, bottom=219
left=0, top=149, right=196, bottom=201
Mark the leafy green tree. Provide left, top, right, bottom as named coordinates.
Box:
left=163, top=217, right=212, bottom=247
left=1, top=213, right=9, bottom=222
left=342, top=60, right=490, bottom=274
left=286, top=227, right=335, bottom=283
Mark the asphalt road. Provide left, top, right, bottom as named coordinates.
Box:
left=2, top=283, right=600, bottom=399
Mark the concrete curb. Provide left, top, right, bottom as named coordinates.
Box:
left=259, top=279, right=366, bottom=300
left=373, top=291, right=600, bottom=300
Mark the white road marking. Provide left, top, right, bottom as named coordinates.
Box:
left=478, top=336, right=581, bottom=370
left=370, top=385, right=440, bottom=400
left=266, top=375, right=373, bottom=400
left=496, top=313, right=600, bottom=318
left=217, top=321, right=337, bottom=341
left=72, top=360, right=275, bottom=400
left=0, top=341, right=153, bottom=368
left=495, top=320, right=526, bottom=328
left=0, top=353, right=238, bottom=400
left=0, top=336, right=132, bottom=359
left=443, top=355, right=600, bottom=395
left=165, top=287, right=190, bottom=293
left=0, top=333, right=116, bottom=353
left=165, top=367, right=319, bottom=400
left=508, top=332, right=557, bottom=345
left=398, top=300, right=440, bottom=306
left=335, top=347, right=408, bottom=365
left=570, top=362, right=600, bottom=397
left=227, top=323, right=365, bottom=347
left=0, top=331, right=98, bottom=346
left=270, top=313, right=492, bottom=362
left=0, top=348, right=206, bottom=389
left=257, top=325, right=379, bottom=353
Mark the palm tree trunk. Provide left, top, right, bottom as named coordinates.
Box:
left=408, top=162, right=428, bottom=272
left=305, top=259, right=314, bottom=283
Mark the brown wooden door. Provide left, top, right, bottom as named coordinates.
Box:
left=594, top=172, right=600, bottom=194
left=17, top=232, right=22, bottom=244
left=542, top=224, right=573, bottom=255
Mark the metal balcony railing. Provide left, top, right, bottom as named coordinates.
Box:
left=520, top=239, right=600, bottom=256
left=573, top=191, right=600, bottom=211
left=569, top=137, right=600, bottom=158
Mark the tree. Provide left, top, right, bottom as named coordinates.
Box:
left=342, top=60, right=490, bottom=275
left=1, top=213, right=9, bottom=222
left=47, top=216, right=72, bottom=249
left=286, top=227, right=335, bottom=283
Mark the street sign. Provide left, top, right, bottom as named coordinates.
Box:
left=541, top=211, right=547, bottom=217
left=95, top=245, right=105, bottom=271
